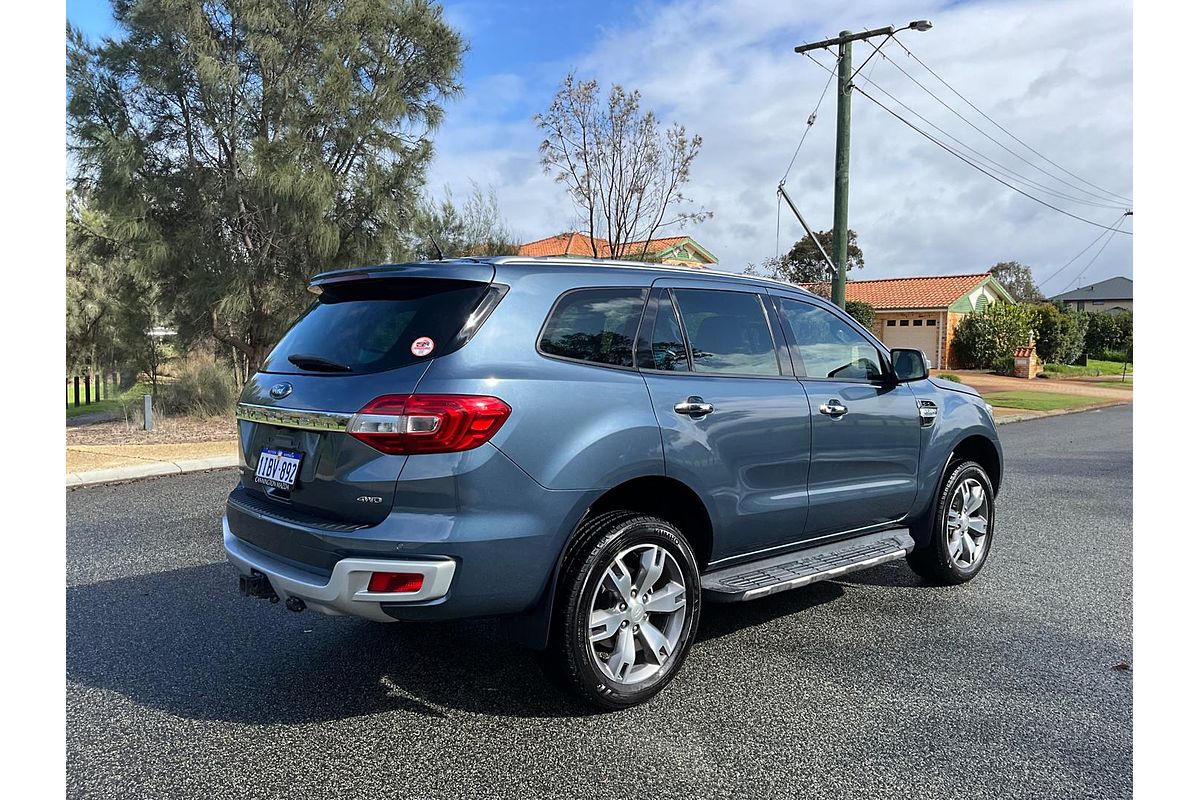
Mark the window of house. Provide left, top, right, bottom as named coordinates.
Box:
left=886, top=320, right=896, bottom=326
left=900, top=319, right=910, bottom=326
left=776, top=297, right=884, bottom=381
left=671, top=289, right=780, bottom=376
left=539, top=288, right=648, bottom=368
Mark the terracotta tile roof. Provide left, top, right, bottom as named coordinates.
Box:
left=1013, top=346, right=1036, bottom=358
left=800, top=273, right=992, bottom=310
left=518, top=232, right=694, bottom=259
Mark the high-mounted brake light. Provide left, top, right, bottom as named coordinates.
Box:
left=347, top=394, right=511, bottom=455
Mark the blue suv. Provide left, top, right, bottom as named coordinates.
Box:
left=224, top=257, right=1002, bottom=709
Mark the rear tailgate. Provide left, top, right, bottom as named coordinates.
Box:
left=235, top=263, right=498, bottom=526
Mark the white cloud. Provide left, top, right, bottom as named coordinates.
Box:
left=426, top=0, right=1132, bottom=296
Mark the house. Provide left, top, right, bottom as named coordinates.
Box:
left=518, top=232, right=717, bottom=268
left=803, top=273, right=1015, bottom=369
left=1049, top=276, right=1132, bottom=314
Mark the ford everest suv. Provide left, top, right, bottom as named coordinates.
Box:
left=224, top=257, right=1002, bottom=709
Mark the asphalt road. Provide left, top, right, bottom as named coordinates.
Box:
left=66, top=406, right=1132, bottom=799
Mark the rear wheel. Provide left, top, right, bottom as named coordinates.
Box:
left=549, top=511, right=701, bottom=710
left=907, top=460, right=995, bottom=585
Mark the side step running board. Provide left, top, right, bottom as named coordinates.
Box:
left=701, top=529, right=914, bottom=602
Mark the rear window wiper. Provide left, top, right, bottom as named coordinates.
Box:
left=287, top=353, right=353, bottom=373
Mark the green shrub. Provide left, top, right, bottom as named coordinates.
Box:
left=844, top=301, right=875, bottom=329
left=939, top=373, right=962, bottom=383
left=1083, top=311, right=1132, bottom=358
left=158, top=358, right=237, bottom=417
left=1033, top=304, right=1086, bottom=365
left=950, top=302, right=1037, bottom=370
left=1101, top=348, right=1132, bottom=364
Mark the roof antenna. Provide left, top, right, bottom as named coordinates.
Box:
left=428, top=232, right=445, bottom=260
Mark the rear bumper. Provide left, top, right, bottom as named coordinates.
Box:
left=223, top=517, right=456, bottom=622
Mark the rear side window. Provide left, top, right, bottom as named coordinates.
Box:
left=539, top=288, right=648, bottom=368
left=637, top=290, right=691, bottom=371
left=672, top=289, right=780, bottom=376
left=262, top=278, right=491, bottom=375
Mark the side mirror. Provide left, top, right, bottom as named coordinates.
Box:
left=891, top=348, right=929, bottom=382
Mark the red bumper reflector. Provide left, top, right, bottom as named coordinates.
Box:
left=367, top=572, right=425, bottom=594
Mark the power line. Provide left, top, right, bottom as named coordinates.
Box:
left=877, top=49, right=1130, bottom=208
left=853, top=65, right=1128, bottom=211
left=781, top=53, right=841, bottom=184
left=1036, top=212, right=1129, bottom=291
left=891, top=39, right=1132, bottom=205
left=1059, top=214, right=1128, bottom=293
left=802, top=49, right=1132, bottom=235
left=778, top=52, right=842, bottom=258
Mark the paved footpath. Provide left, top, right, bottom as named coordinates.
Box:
left=66, top=406, right=1131, bottom=800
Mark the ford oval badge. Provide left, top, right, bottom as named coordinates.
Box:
left=269, top=382, right=293, bottom=400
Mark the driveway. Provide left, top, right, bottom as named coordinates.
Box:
left=940, top=370, right=1132, bottom=401
left=66, top=407, right=1132, bottom=799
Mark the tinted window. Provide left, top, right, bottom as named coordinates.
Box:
left=540, top=288, right=648, bottom=367
left=637, top=290, right=691, bottom=371
left=262, top=278, right=491, bottom=375
left=673, top=289, right=780, bottom=376
left=776, top=297, right=883, bottom=381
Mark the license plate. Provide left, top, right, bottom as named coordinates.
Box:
left=254, top=447, right=303, bottom=490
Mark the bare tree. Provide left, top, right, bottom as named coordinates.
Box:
left=535, top=73, right=711, bottom=259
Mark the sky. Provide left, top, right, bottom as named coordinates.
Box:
left=65, top=0, right=1133, bottom=296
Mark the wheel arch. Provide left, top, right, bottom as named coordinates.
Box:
left=948, top=434, right=1002, bottom=495
left=514, top=475, right=714, bottom=650
left=909, top=432, right=1003, bottom=550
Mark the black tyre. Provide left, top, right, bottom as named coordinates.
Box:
left=549, top=511, right=701, bottom=711
left=907, top=460, right=996, bottom=585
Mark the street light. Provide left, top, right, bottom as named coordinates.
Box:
left=908, top=20, right=933, bottom=32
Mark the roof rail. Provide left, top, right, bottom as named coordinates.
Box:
left=488, top=255, right=809, bottom=292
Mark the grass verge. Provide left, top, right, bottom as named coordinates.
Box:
left=1042, top=359, right=1132, bottom=378
left=982, top=391, right=1108, bottom=413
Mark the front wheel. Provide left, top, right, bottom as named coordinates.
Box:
left=549, top=511, right=701, bottom=711
left=907, top=460, right=996, bottom=585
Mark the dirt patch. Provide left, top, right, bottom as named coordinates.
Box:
left=66, top=415, right=238, bottom=446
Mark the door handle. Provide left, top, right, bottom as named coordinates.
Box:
left=674, top=396, right=715, bottom=417
left=818, top=399, right=848, bottom=418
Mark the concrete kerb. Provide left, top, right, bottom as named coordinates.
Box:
left=66, top=454, right=239, bottom=489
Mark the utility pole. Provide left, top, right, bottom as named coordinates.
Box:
left=795, top=20, right=932, bottom=308
left=831, top=33, right=853, bottom=309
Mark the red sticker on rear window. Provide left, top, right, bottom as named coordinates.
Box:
left=411, top=336, right=435, bottom=357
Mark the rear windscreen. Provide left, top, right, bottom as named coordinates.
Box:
left=261, top=278, right=491, bottom=374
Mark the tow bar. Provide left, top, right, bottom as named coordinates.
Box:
left=238, top=571, right=278, bottom=603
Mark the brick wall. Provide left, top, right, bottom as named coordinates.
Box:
left=944, top=311, right=965, bottom=369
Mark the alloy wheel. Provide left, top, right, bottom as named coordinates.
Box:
left=587, top=543, right=688, bottom=685
left=946, top=477, right=990, bottom=569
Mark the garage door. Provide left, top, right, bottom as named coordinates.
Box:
left=881, top=318, right=941, bottom=368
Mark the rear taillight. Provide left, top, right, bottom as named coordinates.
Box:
left=347, top=394, right=511, bottom=455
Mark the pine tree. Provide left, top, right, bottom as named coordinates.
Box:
left=67, top=0, right=465, bottom=377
